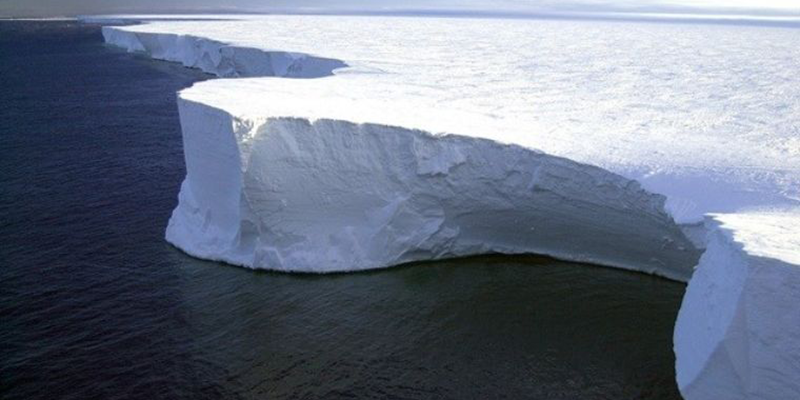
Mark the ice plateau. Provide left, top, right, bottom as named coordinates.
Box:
left=98, top=14, right=799, bottom=399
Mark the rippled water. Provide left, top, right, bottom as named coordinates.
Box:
left=1, top=21, right=684, bottom=399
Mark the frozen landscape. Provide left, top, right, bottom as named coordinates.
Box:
left=97, top=14, right=799, bottom=399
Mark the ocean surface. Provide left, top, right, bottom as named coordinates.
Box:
left=1, top=20, right=685, bottom=399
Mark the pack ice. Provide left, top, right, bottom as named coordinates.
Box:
left=99, top=15, right=799, bottom=399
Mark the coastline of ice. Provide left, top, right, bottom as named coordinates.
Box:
left=167, top=98, right=700, bottom=279
left=675, top=209, right=800, bottom=399
left=101, top=27, right=346, bottom=78
left=97, top=15, right=799, bottom=399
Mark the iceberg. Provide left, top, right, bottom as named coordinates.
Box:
left=97, top=14, right=800, bottom=399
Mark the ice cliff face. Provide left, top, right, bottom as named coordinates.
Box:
left=675, top=210, right=800, bottom=399
left=167, top=99, right=699, bottom=279
left=102, top=26, right=346, bottom=78
left=103, top=23, right=700, bottom=279
left=99, top=16, right=800, bottom=400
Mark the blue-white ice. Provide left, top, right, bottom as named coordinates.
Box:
left=97, top=14, right=800, bottom=399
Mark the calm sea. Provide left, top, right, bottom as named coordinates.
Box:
left=0, top=20, right=684, bottom=399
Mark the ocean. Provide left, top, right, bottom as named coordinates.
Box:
left=1, top=20, right=684, bottom=399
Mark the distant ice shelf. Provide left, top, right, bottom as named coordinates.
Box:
left=98, top=15, right=799, bottom=400
left=102, top=27, right=346, bottom=78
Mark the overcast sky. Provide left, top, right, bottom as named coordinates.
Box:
left=2, top=0, right=799, bottom=18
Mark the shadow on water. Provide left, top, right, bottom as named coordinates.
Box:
left=0, top=20, right=683, bottom=399
left=169, top=252, right=686, bottom=399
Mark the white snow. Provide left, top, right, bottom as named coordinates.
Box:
left=100, top=15, right=800, bottom=224
left=97, top=14, right=799, bottom=399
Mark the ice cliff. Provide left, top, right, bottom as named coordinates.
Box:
left=675, top=210, right=800, bottom=399
left=102, top=27, right=346, bottom=78
left=168, top=99, right=699, bottom=279
left=99, top=16, right=799, bottom=400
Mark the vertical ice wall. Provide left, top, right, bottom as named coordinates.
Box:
left=675, top=211, right=800, bottom=399
left=165, top=99, right=701, bottom=279
left=102, top=26, right=346, bottom=78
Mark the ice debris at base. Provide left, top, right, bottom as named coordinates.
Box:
left=98, top=14, right=799, bottom=399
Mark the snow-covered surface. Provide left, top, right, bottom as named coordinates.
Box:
left=97, top=14, right=799, bottom=398
left=100, top=15, right=800, bottom=224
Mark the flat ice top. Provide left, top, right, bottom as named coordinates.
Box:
left=713, top=207, right=800, bottom=266
left=118, top=15, right=799, bottom=223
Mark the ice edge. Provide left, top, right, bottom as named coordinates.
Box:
left=167, top=97, right=701, bottom=281
left=102, top=25, right=347, bottom=78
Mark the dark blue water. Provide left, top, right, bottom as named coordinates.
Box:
left=0, top=21, right=684, bottom=400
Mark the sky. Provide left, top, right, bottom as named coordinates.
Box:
left=1, top=0, right=799, bottom=18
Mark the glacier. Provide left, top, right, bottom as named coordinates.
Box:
left=97, top=15, right=800, bottom=399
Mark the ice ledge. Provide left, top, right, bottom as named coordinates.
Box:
left=674, top=210, right=800, bottom=399
left=102, top=26, right=347, bottom=78
left=166, top=98, right=700, bottom=281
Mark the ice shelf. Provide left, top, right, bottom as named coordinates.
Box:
left=97, top=15, right=799, bottom=399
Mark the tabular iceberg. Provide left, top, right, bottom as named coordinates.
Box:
left=98, top=15, right=800, bottom=400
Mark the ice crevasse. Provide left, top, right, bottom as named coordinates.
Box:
left=100, top=17, right=799, bottom=399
